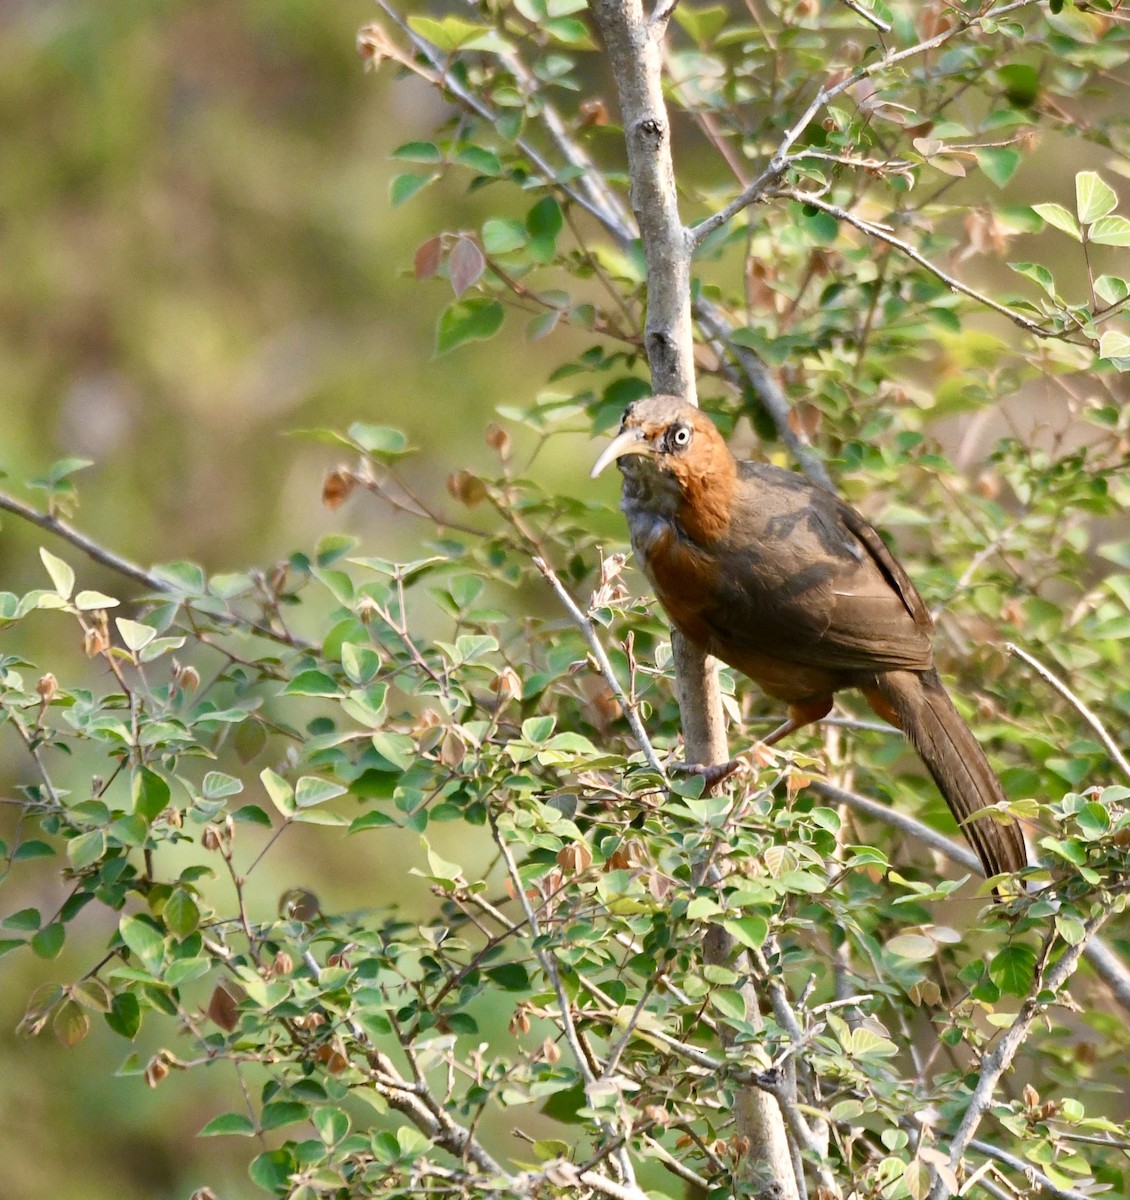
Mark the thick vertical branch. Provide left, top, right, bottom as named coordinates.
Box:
left=588, top=0, right=727, bottom=770
left=587, top=0, right=695, bottom=403
left=588, top=3, right=800, bottom=1196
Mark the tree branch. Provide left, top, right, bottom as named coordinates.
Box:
left=532, top=555, right=666, bottom=775
left=967, top=1138, right=1095, bottom=1200
left=810, top=779, right=1130, bottom=1016
left=0, top=490, right=304, bottom=649
left=1006, top=641, right=1130, bottom=783
left=688, top=0, right=1043, bottom=245
left=928, top=913, right=1110, bottom=1199
left=769, top=189, right=1053, bottom=337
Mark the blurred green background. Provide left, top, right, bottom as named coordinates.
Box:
left=0, top=2, right=576, bottom=1195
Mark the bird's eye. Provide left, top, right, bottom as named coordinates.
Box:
left=670, top=425, right=692, bottom=450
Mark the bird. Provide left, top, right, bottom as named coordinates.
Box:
left=591, top=394, right=1027, bottom=882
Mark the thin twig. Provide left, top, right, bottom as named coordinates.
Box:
left=838, top=0, right=891, bottom=32
left=489, top=809, right=640, bottom=1190
left=809, top=780, right=1130, bottom=1016
left=770, top=189, right=1053, bottom=337
left=373, top=0, right=627, bottom=237
left=1006, top=641, right=1130, bottom=782
left=967, top=1138, right=1094, bottom=1200
left=0, top=490, right=305, bottom=649
left=928, top=913, right=1109, bottom=1199
left=689, top=0, right=1042, bottom=244
left=533, top=556, right=666, bottom=776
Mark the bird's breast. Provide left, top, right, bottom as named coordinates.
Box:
left=627, top=513, right=723, bottom=648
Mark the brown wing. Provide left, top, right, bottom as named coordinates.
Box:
left=697, top=463, right=934, bottom=677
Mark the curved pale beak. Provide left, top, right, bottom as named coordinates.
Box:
left=590, top=426, right=651, bottom=479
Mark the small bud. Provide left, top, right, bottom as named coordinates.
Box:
left=206, top=985, right=240, bottom=1032
left=446, top=469, right=487, bottom=507
left=202, top=825, right=222, bottom=852
left=314, top=1040, right=349, bottom=1074
left=579, top=98, right=609, bottom=127
left=542, top=1036, right=562, bottom=1064
left=485, top=423, right=511, bottom=458
left=509, top=1006, right=532, bottom=1037
left=175, top=663, right=201, bottom=692
left=490, top=667, right=522, bottom=706
left=440, top=729, right=466, bottom=768
left=355, top=595, right=379, bottom=624
left=557, top=842, right=593, bottom=874
left=145, top=1055, right=171, bottom=1088
left=1023, top=1083, right=1040, bottom=1110
left=272, top=951, right=294, bottom=977
left=356, top=22, right=398, bottom=70
left=322, top=467, right=357, bottom=511
left=35, top=674, right=58, bottom=703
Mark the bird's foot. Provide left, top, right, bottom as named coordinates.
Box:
left=669, top=755, right=747, bottom=793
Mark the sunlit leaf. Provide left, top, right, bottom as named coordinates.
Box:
left=1076, top=170, right=1118, bottom=224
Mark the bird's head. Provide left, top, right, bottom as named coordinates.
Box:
left=590, top=396, right=732, bottom=499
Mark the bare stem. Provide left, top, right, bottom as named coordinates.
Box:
left=1006, top=641, right=1130, bottom=782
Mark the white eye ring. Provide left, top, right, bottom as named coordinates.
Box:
left=671, top=425, right=692, bottom=449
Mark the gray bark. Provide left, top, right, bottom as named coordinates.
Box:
left=588, top=2, right=802, bottom=1195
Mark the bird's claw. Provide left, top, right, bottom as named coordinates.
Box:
left=669, top=755, right=747, bottom=793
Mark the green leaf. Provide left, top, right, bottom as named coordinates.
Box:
left=74, top=589, right=120, bottom=610
left=990, top=943, right=1038, bottom=997
left=1032, top=203, right=1081, bottom=241
left=391, top=141, right=441, bottom=163
left=486, top=962, right=530, bottom=990
left=436, top=299, right=504, bottom=355
left=673, top=3, right=729, bottom=44
left=3, top=907, right=42, bottom=932
left=261, top=1100, right=309, bottom=1131
left=455, top=145, right=501, bottom=176
left=66, top=829, right=106, bottom=871
left=249, top=1150, right=297, bottom=1193
left=202, top=772, right=243, bottom=800
left=105, top=992, right=141, bottom=1039
left=119, top=915, right=165, bottom=973
left=975, top=147, right=1021, bottom=188
left=390, top=172, right=438, bottom=207
left=12, top=840, right=54, bottom=862
left=721, top=916, right=768, bottom=950
left=295, top=777, right=348, bottom=808
left=1008, top=261, right=1056, bottom=297
left=1098, top=330, right=1130, bottom=361
left=200, top=1112, right=257, bottom=1137
left=260, top=768, right=296, bottom=818
left=283, top=669, right=339, bottom=697
left=31, top=922, right=65, bottom=960
left=527, top=196, right=564, bottom=240
left=371, top=731, right=416, bottom=771
left=849, top=1027, right=898, bottom=1058
left=40, top=548, right=75, bottom=599
left=406, top=14, right=510, bottom=51
left=115, top=618, right=156, bottom=652
left=522, top=715, right=556, bottom=743
left=885, top=933, right=937, bottom=962
left=482, top=218, right=526, bottom=254
left=1076, top=170, right=1118, bottom=224
left=133, top=767, right=171, bottom=822
left=164, top=888, right=200, bottom=939
left=1088, top=216, right=1130, bottom=247
left=710, top=988, right=748, bottom=1021
left=1094, top=275, right=1129, bottom=305
left=347, top=424, right=409, bottom=458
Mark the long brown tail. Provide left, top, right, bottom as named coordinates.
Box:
left=868, top=668, right=1027, bottom=880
